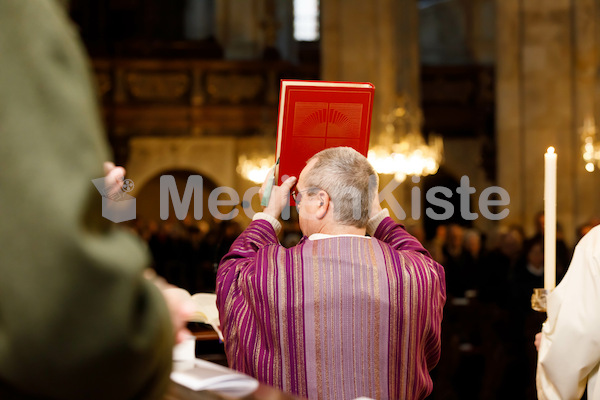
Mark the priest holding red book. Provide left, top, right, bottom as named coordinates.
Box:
left=216, top=146, right=446, bottom=399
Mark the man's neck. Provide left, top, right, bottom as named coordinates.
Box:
left=319, top=225, right=367, bottom=236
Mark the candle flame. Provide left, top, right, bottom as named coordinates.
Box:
left=547, top=146, right=555, bottom=154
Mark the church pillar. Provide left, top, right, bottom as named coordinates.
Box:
left=321, top=0, right=419, bottom=127
left=215, top=0, right=294, bottom=60
left=320, top=0, right=421, bottom=222
left=573, top=0, right=600, bottom=239
left=215, top=0, right=260, bottom=59
left=468, top=0, right=495, bottom=63
left=496, top=0, right=600, bottom=245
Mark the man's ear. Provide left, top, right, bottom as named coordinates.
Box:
left=315, top=191, right=329, bottom=219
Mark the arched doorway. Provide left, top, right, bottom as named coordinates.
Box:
left=135, top=169, right=219, bottom=223
left=134, top=169, right=239, bottom=293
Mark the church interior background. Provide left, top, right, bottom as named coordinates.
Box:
left=69, top=0, right=600, bottom=398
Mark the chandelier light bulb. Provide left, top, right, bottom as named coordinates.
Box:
left=586, top=162, right=595, bottom=172
left=580, top=117, right=600, bottom=173
left=237, top=154, right=274, bottom=184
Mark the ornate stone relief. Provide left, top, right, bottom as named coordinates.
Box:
left=206, top=73, right=264, bottom=103
left=127, top=72, right=190, bottom=101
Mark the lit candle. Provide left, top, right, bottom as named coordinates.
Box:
left=544, top=147, right=557, bottom=290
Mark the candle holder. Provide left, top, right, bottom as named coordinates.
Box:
left=531, top=288, right=549, bottom=312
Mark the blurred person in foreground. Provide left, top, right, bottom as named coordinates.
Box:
left=216, top=147, right=446, bottom=399
left=535, top=225, right=600, bottom=400
left=0, top=1, right=190, bottom=399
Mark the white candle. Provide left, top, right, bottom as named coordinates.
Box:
left=544, top=147, right=557, bottom=290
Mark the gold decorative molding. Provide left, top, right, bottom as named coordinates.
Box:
left=206, top=73, right=264, bottom=103
left=127, top=72, right=190, bottom=101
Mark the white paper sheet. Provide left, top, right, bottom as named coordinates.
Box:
left=171, top=358, right=259, bottom=397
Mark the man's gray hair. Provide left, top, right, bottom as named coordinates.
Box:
left=305, top=147, right=378, bottom=228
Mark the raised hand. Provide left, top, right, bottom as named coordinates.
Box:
left=260, top=175, right=297, bottom=219
left=103, top=161, right=127, bottom=198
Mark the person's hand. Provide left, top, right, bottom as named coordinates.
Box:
left=370, top=188, right=383, bottom=218
left=146, top=270, right=195, bottom=345
left=260, top=175, right=297, bottom=219
left=160, top=287, right=195, bottom=344
left=534, top=332, right=542, bottom=351
left=103, top=161, right=126, bottom=198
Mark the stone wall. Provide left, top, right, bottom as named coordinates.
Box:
left=496, top=0, right=600, bottom=245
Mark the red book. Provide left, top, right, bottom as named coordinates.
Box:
left=274, top=80, right=375, bottom=190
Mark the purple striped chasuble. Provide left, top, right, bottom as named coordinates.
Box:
left=216, top=217, right=446, bottom=400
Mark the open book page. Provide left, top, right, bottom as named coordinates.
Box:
left=171, top=358, right=259, bottom=397
left=190, top=293, right=223, bottom=341
left=163, top=288, right=223, bottom=341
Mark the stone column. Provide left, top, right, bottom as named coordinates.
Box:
left=469, top=0, right=495, bottom=64
left=496, top=0, right=600, bottom=245
left=321, top=0, right=420, bottom=130
left=321, top=0, right=420, bottom=222
left=573, top=0, right=600, bottom=237
left=215, top=0, right=261, bottom=59
left=215, top=0, right=293, bottom=61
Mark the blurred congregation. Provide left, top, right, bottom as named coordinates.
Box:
left=420, top=216, right=598, bottom=400
left=124, top=213, right=303, bottom=294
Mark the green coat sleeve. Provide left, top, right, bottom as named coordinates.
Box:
left=0, top=1, right=174, bottom=399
